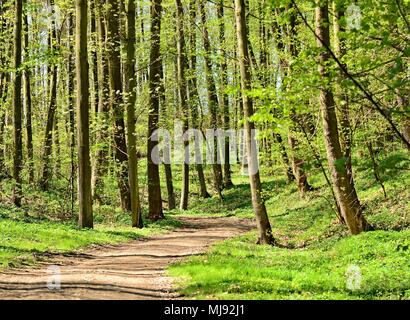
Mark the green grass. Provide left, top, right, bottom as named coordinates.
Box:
left=168, top=159, right=410, bottom=300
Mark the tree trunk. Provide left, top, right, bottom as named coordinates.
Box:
left=332, top=1, right=359, bottom=200
left=92, top=1, right=110, bottom=202
left=188, top=0, right=210, bottom=199
left=274, top=133, right=295, bottom=183
left=217, top=0, right=233, bottom=188
left=235, top=0, right=274, bottom=245
left=147, top=0, right=164, bottom=220
left=23, top=0, right=33, bottom=184
left=13, top=0, right=23, bottom=206
left=40, top=0, right=58, bottom=191
left=106, top=0, right=131, bottom=211
left=175, top=0, right=189, bottom=210
left=90, top=0, right=99, bottom=116
left=67, top=12, right=76, bottom=216
left=159, top=57, right=176, bottom=210
left=76, top=0, right=93, bottom=228
left=126, top=0, right=143, bottom=227
left=199, top=1, right=223, bottom=196
left=315, top=0, right=369, bottom=235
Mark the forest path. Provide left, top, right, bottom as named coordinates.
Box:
left=0, top=216, right=252, bottom=300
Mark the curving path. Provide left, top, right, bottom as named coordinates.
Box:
left=0, top=216, right=252, bottom=300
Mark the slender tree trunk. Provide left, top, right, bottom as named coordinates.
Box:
left=126, top=0, right=143, bottom=227
left=23, top=0, right=33, bottom=184
left=90, top=0, right=99, bottom=116
left=0, top=2, right=6, bottom=179
left=76, top=0, right=93, bottom=228
left=175, top=0, right=189, bottom=210
left=67, top=12, right=76, bottom=216
left=217, top=0, right=233, bottom=188
left=333, top=2, right=359, bottom=200
left=199, top=1, right=223, bottom=196
left=159, top=62, right=176, bottom=210
left=274, top=133, right=295, bottom=183
left=315, top=0, right=369, bottom=235
left=40, top=0, right=58, bottom=191
left=147, top=0, right=164, bottom=220
left=106, top=0, right=131, bottom=211
left=92, top=1, right=110, bottom=202
left=188, top=0, right=210, bottom=199
left=13, top=0, right=23, bottom=206
left=235, top=0, right=274, bottom=245
left=287, top=132, right=313, bottom=196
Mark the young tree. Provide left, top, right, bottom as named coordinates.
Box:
left=106, top=0, right=131, bottom=211
left=234, top=0, right=274, bottom=245
left=23, top=0, right=33, bottom=184
left=175, top=0, right=189, bottom=210
left=199, top=1, right=223, bottom=197
left=126, top=0, right=143, bottom=227
left=76, top=0, right=93, bottom=228
left=187, top=0, right=210, bottom=199
left=315, top=0, right=369, bottom=234
left=40, top=0, right=59, bottom=191
left=92, top=1, right=110, bottom=202
left=147, top=0, right=164, bottom=220
left=13, top=0, right=23, bottom=206
left=217, top=0, right=233, bottom=188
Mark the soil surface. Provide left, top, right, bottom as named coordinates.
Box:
left=0, top=216, right=253, bottom=300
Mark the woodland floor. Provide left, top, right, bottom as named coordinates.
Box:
left=0, top=216, right=252, bottom=300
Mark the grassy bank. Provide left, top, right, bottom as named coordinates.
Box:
left=168, top=159, right=410, bottom=300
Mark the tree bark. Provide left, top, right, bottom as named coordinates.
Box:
left=23, top=0, right=33, bottom=184
left=67, top=12, right=76, bottom=216
left=235, top=0, right=274, bottom=245
left=188, top=0, right=210, bottom=199
left=40, top=0, right=58, bottom=191
left=76, top=0, right=93, bottom=228
left=106, top=0, right=131, bottom=211
left=126, top=0, right=143, bottom=227
left=13, top=0, right=23, bottom=206
left=92, top=1, right=110, bottom=203
left=217, top=0, right=233, bottom=188
left=315, top=0, right=369, bottom=235
left=147, top=0, right=164, bottom=220
left=175, top=0, right=190, bottom=210
left=199, top=1, right=223, bottom=196
left=332, top=1, right=359, bottom=200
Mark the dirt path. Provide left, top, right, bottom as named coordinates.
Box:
left=0, top=216, right=252, bottom=300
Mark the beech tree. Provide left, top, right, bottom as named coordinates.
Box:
left=147, top=0, right=164, bottom=220
left=76, top=0, right=93, bottom=228
left=234, top=0, right=274, bottom=245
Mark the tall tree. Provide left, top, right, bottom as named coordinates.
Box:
left=315, top=0, right=369, bottom=234
left=188, top=0, right=210, bottom=199
left=40, top=0, right=58, bottom=191
left=332, top=1, right=359, bottom=201
left=217, top=0, right=233, bottom=188
left=106, top=0, right=131, bottom=211
left=76, top=0, right=93, bottom=228
left=23, top=0, right=33, bottom=184
left=199, top=1, right=223, bottom=196
left=67, top=12, right=76, bottom=215
left=147, top=0, right=164, bottom=220
left=13, top=0, right=23, bottom=206
left=92, top=1, right=110, bottom=202
left=126, top=0, right=143, bottom=227
left=175, top=0, right=189, bottom=210
left=235, top=0, right=274, bottom=245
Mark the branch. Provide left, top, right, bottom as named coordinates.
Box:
left=290, top=0, right=410, bottom=150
